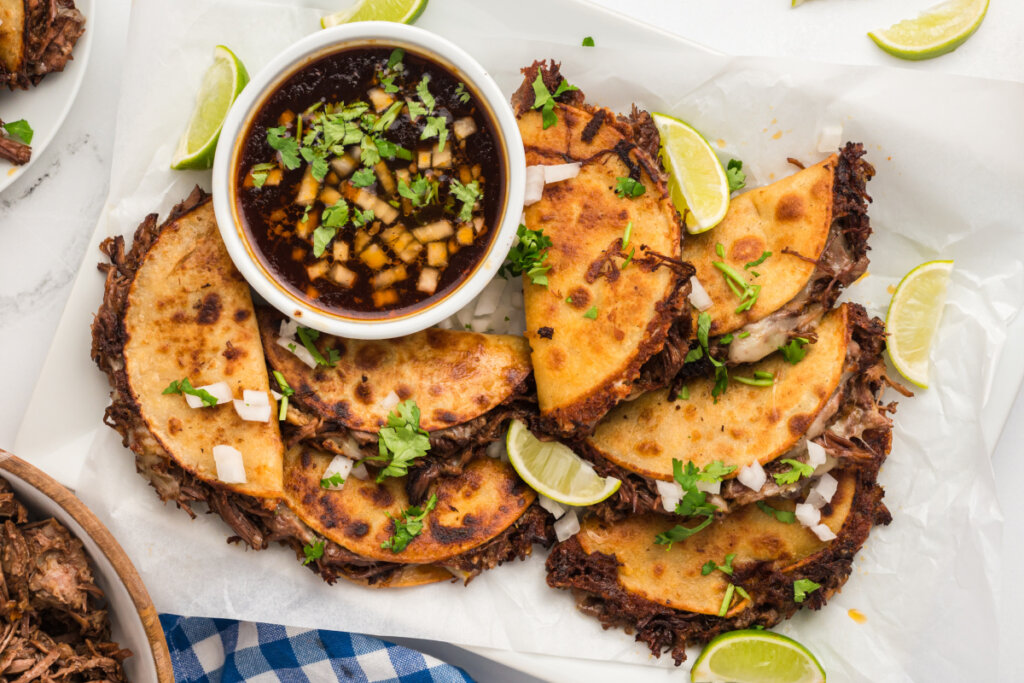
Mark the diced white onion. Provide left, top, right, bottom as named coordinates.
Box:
left=805, top=490, right=828, bottom=509
left=737, top=461, right=767, bottom=491
left=795, top=502, right=821, bottom=527
left=213, top=445, right=247, bottom=484
left=806, top=440, right=826, bottom=468
left=817, top=124, right=843, bottom=154
left=379, top=390, right=400, bottom=413
left=185, top=381, right=233, bottom=408
left=655, top=479, right=684, bottom=513
left=242, top=390, right=270, bottom=406
left=279, top=318, right=299, bottom=339
left=322, top=455, right=353, bottom=490
left=232, top=399, right=272, bottom=423
left=688, top=276, right=713, bottom=311
left=811, top=523, right=837, bottom=542
left=486, top=440, right=506, bottom=460
left=270, top=390, right=283, bottom=401
left=524, top=166, right=545, bottom=205
left=350, top=463, right=370, bottom=481
left=554, top=509, right=580, bottom=542
left=277, top=336, right=317, bottom=369
left=813, top=473, right=839, bottom=504
left=538, top=494, right=567, bottom=520
left=696, top=479, right=721, bottom=495
left=543, top=162, right=581, bottom=184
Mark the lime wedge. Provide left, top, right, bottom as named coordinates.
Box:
left=651, top=112, right=730, bottom=235
left=885, top=260, right=953, bottom=389
left=691, top=630, right=826, bottom=683
left=868, top=0, right=988, bottom=61
left=171, top=46, right=249, bottom=171
left=321, top=0, right=428, bottom=27
left=505, top=420, right=620, bottom=506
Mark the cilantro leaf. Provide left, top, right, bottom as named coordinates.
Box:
left=583, top=306, right=598, bottom=320
left=381, top=494, right=438, bottom=553
left=320, top=472, right=345, bottom=489
left=416, top=75, right=436, bottom=112
left=300, top=146, right=329, bottom=182
left=360, top=137, right=381, bottom=167
left=407, top=99, right=427, bottom=119
left=582, top=36, right=595, bottom=47
left=249, top=162, right=277, bottom=189
left=779, top=337, right=810, bottom=364
left=397, top=174, right=439, bottom=208
left=296, top=326, right=339, bottom=367
left=745, top=250, right=772, bottom=269
left=379, top=74, right=399, bottom=94
left=272, top=370, right=294, bottom=421
left=321, top=199, right=350, bottom=228
left=374, top=400, right=432, bottom=481
left=454, top=82, right=471, bottom=104
left=793, top=578, right=821, bottom=603
left=499, top=224, right=552, bottom=286
left=387, top=48, right=405, bottom=70
left=162, top=378, right=218, bottom=406
left=531, top=72, right=578, bottom=130
left=350, top=167, right=376, bottom=188
left=2, top=118, right=33, bottom=145
left=421, top=115, right=449, bottom=152
left=352, top=207, right=375, bottom=228
left=654, top=517, right=714, bottom=550
left=773, top=458, right=815, bottom=485
left=726, top=158, right=746, bottom=193
left=266, top=126, right=302, bottom=170
left=677, top=386, right=690, bottom=400
left=699, top=461, right=737, bottom=483
left=449, top=179, right=481, bottom=222
left=702, top=553, right=736, bottom=576
left=756, top=501, right=796, bottom=524
left=302, top=540, right=325, bottom=565
left=615, top=176, right=646, bottom=199
left=312, top=227, right=336, bottom=259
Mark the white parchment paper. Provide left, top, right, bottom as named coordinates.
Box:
left=68, top=0, right=1024, bottom=680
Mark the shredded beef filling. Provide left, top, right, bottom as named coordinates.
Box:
left=2, top=0, right=86, bottom=90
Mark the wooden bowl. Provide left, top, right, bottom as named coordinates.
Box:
left=0, top=449, right=174, bottom=681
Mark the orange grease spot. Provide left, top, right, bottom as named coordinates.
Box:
left=848, top=609, right=867, bottom=624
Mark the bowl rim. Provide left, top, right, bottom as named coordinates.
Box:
left=212, top=22, right=525, bottom=340
left=0, top=450, right=174, bottom=682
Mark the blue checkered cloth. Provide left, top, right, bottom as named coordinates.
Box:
left=160, top=614, right=475, bottom=683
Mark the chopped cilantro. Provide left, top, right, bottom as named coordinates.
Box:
left=381, top=494, right=438, bottom=553
left=266, top=125, right=301, bottom=170
left=407, top=99, right=428, bottom=119
left=582, top=36, right=595, bottom=47
left=745, top=250, right=772, bottom=269
left=454, top=82, right=471, bottom=104
left=312, top=226, right=336, bottom=259
left=379, top=74, right=399, bottom=94
left=621, top=220, right=633, bottom=249
left=779, top=337, right=810, bottom=364
left=715, top=242, right=726, bottom=258
left=320, top=472, right=345, bottom=489
left=583, top=306, right=598, bottom=320
left=296, top=326, right=340, bottom=367
left=734, top=375, right=774, bottom=387
left=726, top=158, right=746, bottom=193
left=372, top=400, right=431, bottom=481
left=416, top=75, right=436, bottom=112
left=756, top=501, right=796, bottom=524
left=614, top=177, right=645, bottom=200
left=249, top=162, right=277, bottom=188
left=793, top=578, right=821, bottom=603
left=500, top=224, right=552, bottom=286
left=350, top=167, right=376, bottom=188
left=654, top=517, right=714, bottom=550
left=321, top=199, right=350, bottom=228
left=739, top=331, right=751, bottom=338
left=272, top=371, right=294, bottom=421
left=719, top=333, right=734, bottom=345
left=677, top=386, right=690, bottom=400
left=702, top=553, right=736, bottom=576
left=387, top=48, right=405, bottom=70
left=352, top=207, right=374, bottom=228
left=718, top=583, right=737, bottom=616
left=774, top=458, right=815, bottom=485
left=374, top=101, right=405, bottom=132
left=360, top=137, right=381, bottom=166
left=531, top=72, right=579, bottom=129
left=450, top=179, right=481, bottom=222
left=398, top=175, right=439, bottom=208
left=420, top=115, right=449, bottom=152
left=696, top=312, right=729, bottom=398
left=302, top=540, right=325, bottom=565
left=2, top=118, right=33, bottom=144
left=162, top=378, right=218, bottom=407
left=621, top=247, right=635, bottom=270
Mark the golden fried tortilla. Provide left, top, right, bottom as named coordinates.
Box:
left=259, top=313, right=531, bottom=432
left=0, top=0, right=26, bottom=73
left=121, top=199, right=283, bottom=498
left=518, top=101, right=685, bottom=436
left=587, top=304, right=851, bottom=481
left=283, top=446, right=535, bottom=564
left=575, top=472, right=856, bottom=616
left=348, top=564, right=452, bottom=589
left=684, top=156, right=837, bottom=336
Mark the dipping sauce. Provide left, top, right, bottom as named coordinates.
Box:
left=235, top=46, right=505, bottom=319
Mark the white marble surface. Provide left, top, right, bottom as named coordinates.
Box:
left=0, top=1, right=1021, bottom=681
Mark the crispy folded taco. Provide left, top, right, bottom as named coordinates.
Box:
left=547, top=469, right=891, bottom=664
left=278, top=445, right=552, bottom=584
left=583, top=303, right=901, bottom=519
left=0, top=0, right=85, bottom=90
left=93, top=188, right=284, bottom=508
left=511, top=61, right=693, bottom=437
left=681, top=144, right=874, bottom=366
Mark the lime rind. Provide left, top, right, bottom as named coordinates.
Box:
left=505, top=420, right=620, bottom=506
left=171, top=45, right=249, bottom=171
left=885, top=259, right=953, bottom=389
left=651, top=112, right=730, bottom=235
left=867, top=0, right=988, bottom=61
left=691, top=629, right=826, bottom=683
left=321, top=0, right=428, bottom=27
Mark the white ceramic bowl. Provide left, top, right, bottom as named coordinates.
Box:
left=212, top=22, right=525, bottom=339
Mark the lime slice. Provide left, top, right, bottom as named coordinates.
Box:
left=505, top=420, right=620, bottom=506
left=691, top=630, right=826, bottom=683
left=885, top=260, right=953, bottom=389
left=321, top=0, right=428, bottom=27
left=868, top=0, right=988, bottom=61
left=651, top=112, right=730, bottom=235
left=171, top=46, right=249, bottom=171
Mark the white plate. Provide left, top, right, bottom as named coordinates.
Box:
left=0, top=0, right=94, bottom=193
